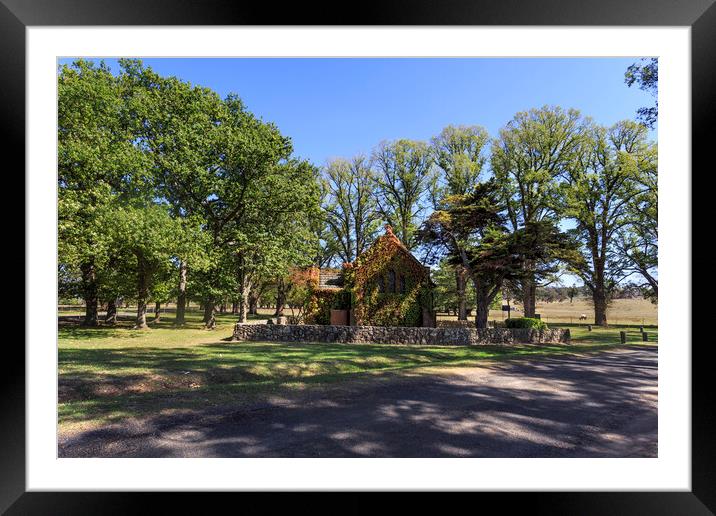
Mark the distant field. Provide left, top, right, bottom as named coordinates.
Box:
left=436, top=297, right=657, bottom=326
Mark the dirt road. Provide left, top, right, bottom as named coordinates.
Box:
left=58, top=346, right=657, bottom=458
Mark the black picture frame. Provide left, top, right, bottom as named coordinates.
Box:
left=3, top=0, right=713, bottom=513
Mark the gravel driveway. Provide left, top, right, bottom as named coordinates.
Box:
left=58, top=346, right=657, bottom=458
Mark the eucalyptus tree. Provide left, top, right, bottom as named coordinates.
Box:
left=491, top=106, right=586, bottom=317
left=58, top=59, right=151, bottom=326
left=372, top=139, right=434, bottom=250
left=430, top=125, right=490, bottom=200
left=323, top=155, right=382, bottom=263
left=625, top=58, right=658, bottom=129
left=614, top=143, right=658, bottom=301
left=562, top=120, right=655, bottom=325
left=430, top=124, right=490, bottom=320
left=313, top=218, right=342, bottom=268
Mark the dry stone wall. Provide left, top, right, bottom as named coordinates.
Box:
left=437, top=320, right=482, bottom=329
left=233, top=323, right=570, bottom=346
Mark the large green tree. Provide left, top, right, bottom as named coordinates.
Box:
left=491, top=106, right=586, bottom=318
left=106, top=203, right=186, bottom=329
left=141, top=89, right=295, bottom=328
left=121, top=61, right=227, bottom=325
left=562, top=120, right=655, bottom=325
left=224, top=159, right=322, bottom=323
left=58, top=59, right=151, bottom=326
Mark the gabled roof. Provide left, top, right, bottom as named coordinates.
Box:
left=350, top=225, right=431, bottom=281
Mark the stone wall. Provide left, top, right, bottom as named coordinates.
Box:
left=233, top=323, right=570, bottom=346
left=437, top=320, right=479, bottom=329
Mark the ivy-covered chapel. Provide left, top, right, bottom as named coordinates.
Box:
left=313, top=225, right=435, bottom=327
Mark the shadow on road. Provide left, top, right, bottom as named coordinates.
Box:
left=58, top=347, right=657, bottom=458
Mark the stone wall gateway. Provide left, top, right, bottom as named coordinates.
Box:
left=232, top=323, right=570, bottom=346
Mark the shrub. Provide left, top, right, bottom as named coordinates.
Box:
left=504, top=317, right=548, bottom=330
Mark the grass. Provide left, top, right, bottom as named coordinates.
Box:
left=554, top=323, right=658, bottom=345
left=58, top=308, right=656, bottom=434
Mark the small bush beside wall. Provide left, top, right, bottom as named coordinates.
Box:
left=505, top=317, right=548, bottom=330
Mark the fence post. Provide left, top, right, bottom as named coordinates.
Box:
left=642, top=332, right=648, bottom=342
left=619, top=331, right=627, bottom=344
left=587, top=325, right=592, bottom=332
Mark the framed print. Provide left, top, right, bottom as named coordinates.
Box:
left=4, top=0, right=714, bottom=512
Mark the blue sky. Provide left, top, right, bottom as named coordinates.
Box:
left=59, top=57, right=656, bottom=167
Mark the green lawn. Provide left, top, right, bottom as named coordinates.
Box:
left=58, top=310, right=656, bottom=434
left=553, top=323, right=658, bottom=345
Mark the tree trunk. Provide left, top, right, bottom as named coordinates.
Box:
left=474, top=283, right=489, bottom=329
left=238, top=288, right=250, bottom=324
left=274, top=277, right=286, bottom=316
left=105, top=297, right=118, bottom=325
left=203, top=298, right=216, bottom=329
left=175, top=260, right=188, bottom=326
left=249, top=293, right=259, bottom=315
left=591, top=254, right=609, bottom=326
left=473, top=279, right=500, bottom=329
left=237, top=259, right=252, bottom=324
left=136, top=299, right=148, bottom=329
left=232, top=300, right=238, bottom=314
left=456, top=265, right=468, bottom=321
left=80, top=261, right=99, bottom=326
left=522, top=274, right=537, bottom=318
left=475, top=301, right=489, bottom=329
left=134, top=258, right=150, bottom=329
left=593, top=282, right=608, bottom=326
left=154, top=301, right=161, bottom=322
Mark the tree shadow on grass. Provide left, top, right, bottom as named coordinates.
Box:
left=59, top=347, right=658, bottom=458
